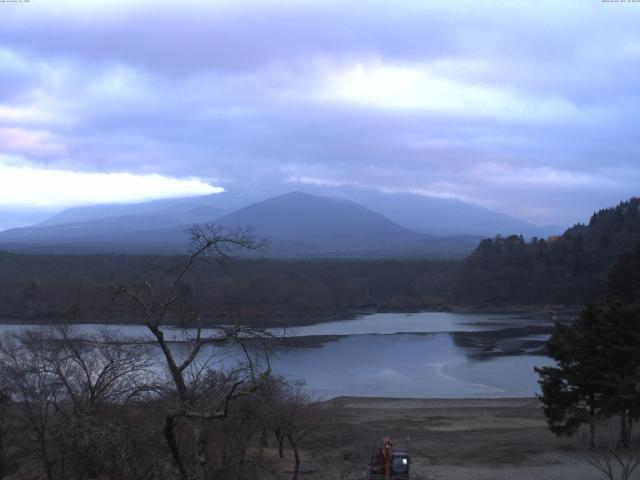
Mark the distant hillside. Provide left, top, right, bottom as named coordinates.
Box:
left=214, top=192, right=478, bottom=257
left=0, top=208, right=56, bottom=232
left=0, top=192, right=478, bottom=258
left=301, top=185, right=561, bottom=237
left=0, top=197, right=224, bottom=254
left=39, top=196, right=224, bottom=227
left=454, top=197, right=640, bottom=305
left=24, top=184, right=559, bottom=239
left=33, top=187, right=284, bottom=229
left=0, top=216, right=190, bottom=254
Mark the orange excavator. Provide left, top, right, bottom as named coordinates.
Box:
left=367, top=437, right=410, bottom=480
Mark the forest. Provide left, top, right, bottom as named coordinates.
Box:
left=455, top=197, right=640, bottom=306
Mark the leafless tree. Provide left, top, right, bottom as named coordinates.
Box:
left=43, top=326, right=157, bottom=412
left=584, top=430, right=640, bottom=480
left=0, top=331, right=65, bottom=480
left=111, top=224, right=272, bottom=480
left=0, top=326, right=161, bottom=480
left=0, top=385, right=16, bottom=479
left=253, top=376, right=327, bottom=480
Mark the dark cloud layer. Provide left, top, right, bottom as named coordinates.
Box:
left=0, top=0, right=639, bottom=225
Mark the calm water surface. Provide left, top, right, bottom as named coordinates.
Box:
left=264, top=334, right=553, bottom=399
left=0, top=312, right=554, bottom=399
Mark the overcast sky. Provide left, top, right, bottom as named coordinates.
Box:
left=0, top=0, right=639, bottom=225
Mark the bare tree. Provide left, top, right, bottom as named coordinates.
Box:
left=0, top=331, right=65, bottom=480
left=584, top=430, right=640, bottom=480
left=111, top=224, right=272, bottom=480
left=0, top=326, right=161, bottom=480
left=43, top=326, right=157, bottom=413
left=253, top=377, right=327, bottom=480
left=0, top=386, right=16, bottom=479
left=283, top=388, right=327, bottom=480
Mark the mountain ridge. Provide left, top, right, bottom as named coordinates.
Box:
left=11, top=185, right=560, bottom=238
left=0, top=191, right=479, bottom=257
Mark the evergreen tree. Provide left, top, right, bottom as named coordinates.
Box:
left=536, top=304, right=606, bottom=446
left=537, top=242, right=640, bottom=445
left=596, top=304, right=640, bottom=446
left=457, top=197, right=640, bottom=305
left=603, top=242, right=640, bottom=445
left=607, top=243, right=640, bottom=306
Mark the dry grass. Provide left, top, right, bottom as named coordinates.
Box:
left=268, top=397, right=605, bottom=480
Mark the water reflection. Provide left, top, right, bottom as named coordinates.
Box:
left=284, top=311, right=549, bottom=336
left=0, top=312, right=554, bottom=399
left=263, top=333, right=553, bottom=399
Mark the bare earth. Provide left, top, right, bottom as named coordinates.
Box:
left=281, top=397, right=601, bottom=480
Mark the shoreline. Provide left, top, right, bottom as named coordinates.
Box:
left=323, top=395, right=541, bottom=406
left=0, top=304, right=577, bottom=328
left=0, top=311, right=556, bottom=361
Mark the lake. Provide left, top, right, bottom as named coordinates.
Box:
left=258, top=312, right=555, bottom=398
left=0, top=311, right=555, bottom=399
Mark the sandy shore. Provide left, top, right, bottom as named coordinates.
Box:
left=282, top=396, right=601, bottom=480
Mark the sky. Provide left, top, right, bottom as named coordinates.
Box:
left=0, top=0, right=639, bottom=227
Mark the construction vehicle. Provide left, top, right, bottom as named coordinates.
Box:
left=367, top=436, right=410, bottom=480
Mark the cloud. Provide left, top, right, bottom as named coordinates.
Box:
left=0, top=159, right=222, bottom=208
left=470, top=163, right=613, bottom=188
left=0, top=128, right=65, bottom=156
left=0, top=1, right=638, bottom=225
left=315, top=60, right=583, bottom=122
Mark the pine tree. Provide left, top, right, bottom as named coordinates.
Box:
left=537, top=242, right=640, bottom=445
left=536, top=304, right=606, bottom=446
left=607, top=243, right=640, bottom=306
left=603, top=243, right=640, bottom=445
left=596, top=304, right=640, bottom=446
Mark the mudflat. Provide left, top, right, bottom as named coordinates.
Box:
left=288, top=397, right=600, bottom=480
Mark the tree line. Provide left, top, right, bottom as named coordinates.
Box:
left=0, top=252, right=456, bottom=327
left=455, top=197, right=640, bottom=306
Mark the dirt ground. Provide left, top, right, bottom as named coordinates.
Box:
left=269, top=397, right=606, bottom=480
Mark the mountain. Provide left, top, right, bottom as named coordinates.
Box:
left=0, top=215, right=188, bottom=254
left=0, top=192, right=479, bottom=257
left=29, top=184, right=560, bottom=239
left=289, top=184, right=561, bottom=237
left=214, top=191, right=477, bottom=256
left=33, top=186, right=288, bottom=228
left=0, top=208, right=57, bottom=232
left=38, top=195, right=224, bottom=227
left=351, top=191, right=559, bottom=237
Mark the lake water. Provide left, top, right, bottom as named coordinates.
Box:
left=270, top=334, right=552, bottom=398
left=264, top=312, right=554, bottom=398
left=0, top=312, right=554, bottom=399
left=285, top=311, right=551, bottom=336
